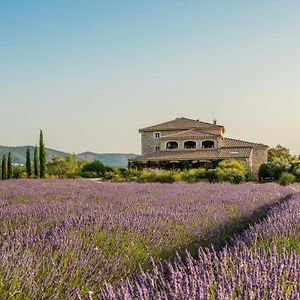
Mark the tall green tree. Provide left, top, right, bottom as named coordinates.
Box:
left=34, top=145, right=39, bottom=177
left=7, top=152, right=13, bottom=179
left=268, top=145, right=298, bottom=165
left=26, top=147, right=32, bottom=177
left=39, top=130, right=46, bottom=178
left=2, top=154, right=7, bottom=180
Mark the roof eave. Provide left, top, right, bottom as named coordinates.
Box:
left=139, top=125, right=224, bottom=133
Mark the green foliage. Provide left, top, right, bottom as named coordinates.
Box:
left=13, top=165, right=26, bottom=179
left=279, top=172, right=296, bottom=186
left=105, top=160, right=248, bottom=184
left=205, top=169, right=219, bottom=183
left=103, top=168, right=126, bottom=182
left=81, top=160, right=106, bottom=178
left=47, top=155, right=86, bottom=178
left=217, top=160, right=247, bottom=184
left=258, top=163, right=270, bottom=182
left=180, top=168, right=206, bottom=183
left=1, top=154, right=7, bottom=180
left=34, top=145, right=39, bottom=178
left=7, top=152, right=13, bottom=179
left=291, top=163, right=300, bottom=181
left=152, top=170, right=175, bottom=183
left=259, top=146, right=299, bottom=183
left=218, top=160, right=247, bottom=173
left=39, top=130, right=46, bottom=178
left=259, top=163, right=286, bottom=182
left=268, top=145, right=298, bottom=165
left=220, top=168, right=245, bottom=184
left=26, top=147, right=32, bottom=177
left=80, top=171, right=99, bottom=178
left=137, top=169, right=156, bottom=182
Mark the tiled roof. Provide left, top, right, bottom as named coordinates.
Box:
left=160, top=129, right=221, bottom=140
left=130, top=148, right=253, bottom=162
left=139, top=117, right=224, bottom=132
left=222, top=138, right=268, bottom=148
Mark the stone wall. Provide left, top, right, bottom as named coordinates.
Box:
left=141, top=130, right=223, bottom=154
left=141, top=127, right=224, bottom=155
left=251, top=148, right=268, bottom=175
left=141, top=131, right=181, bottom=155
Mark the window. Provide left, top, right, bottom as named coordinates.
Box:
left=202, top=140, right=215, bottom=149
left=184, top=141, right=196, bottom=149
left=230, top=150, right=239, bottom=154
left=155, top=146, right=160, bottom=152
left=154, top=132, right=160, bottom=139
left=166, top=141, right=179, bottom=150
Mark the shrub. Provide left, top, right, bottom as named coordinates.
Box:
left=291, top=164, right=300, bottom=181
left=80, top=171, right=98, bottom=178
left=47, top=154, right=85, bottom=178
left=217, top=160, right=246, bottom=184
left=269, top=163, right=285, bottom=180
left=279, top=172, right=296, bottom=186
left=103, top=169, right=126, bottom=182
left=224, top=169, right=246, bottom=184
left=173, top=172, right=182, bottom=182
left=180, top=168, right=206, bottom=183
left=218, top=160, right=246, bottom=173
left=153, top=171, right=175, bottom=183
left=206, top=169, right=219, bottom=183
left=12, top=165, right=26, bottom=179
left=258, top=163, right=285, bottom=182
left=81, top=161, right=106, bottom=177
left=258, top=163, right=270, bottom=182
left=138, top=169, right=156, bottom=183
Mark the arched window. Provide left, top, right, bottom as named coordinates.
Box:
left=184, top=141, right=196, bottom=149
left=202, top=140, right=215, bottom=149
left=166, top=141, right=178, bottom=150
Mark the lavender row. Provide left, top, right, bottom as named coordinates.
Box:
left=98, top=192, right=300, bottom=300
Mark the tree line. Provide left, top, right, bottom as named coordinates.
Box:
left=25, top=130, right=46, bottom=178
left=0, top=130, right=46, bottom=180
left=0, top=152, right=13, bottom=180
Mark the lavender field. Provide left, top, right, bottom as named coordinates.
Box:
left=0, top=180, right=297, bottom=299
left=100, top=192, right=300, bottom=300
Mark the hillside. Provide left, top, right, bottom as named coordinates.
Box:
left=0, top=146, right=138, bottom=168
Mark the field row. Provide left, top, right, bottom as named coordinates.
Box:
left=99, top=192, right=300, bottom=299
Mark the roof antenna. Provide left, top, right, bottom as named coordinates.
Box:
left=212, top=110, right=217, bottom=125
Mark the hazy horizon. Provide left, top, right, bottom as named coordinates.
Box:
left=1, top=1, right=300, bottom=155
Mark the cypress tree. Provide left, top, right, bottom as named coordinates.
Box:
left=7, top=152, right=13, bottom=179
left=2, top=154, right=7, bottom=180
left=26, top=147, right=32, bottom=178
left=34, top=145, right=39, bottom=177
left=39, top=130, right=46, bottom=178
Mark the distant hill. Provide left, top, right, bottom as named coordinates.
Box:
left=77, top=152, right=138, bottom=168
left=0, top=146, right=139, bottom=168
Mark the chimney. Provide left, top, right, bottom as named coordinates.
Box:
left=213, top=119, right=217, bottom=125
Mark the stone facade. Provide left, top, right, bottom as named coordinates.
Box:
left=132, top=117, right=268, bottom=175
left=251, top=148, right=268, bottom=175
left=141, top=131, right=182, bottom=155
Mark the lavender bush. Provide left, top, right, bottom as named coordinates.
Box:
left=0, top=180, right=295, bottom=299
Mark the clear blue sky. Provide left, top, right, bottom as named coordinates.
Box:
left=1, top=1, right=300, bottom=154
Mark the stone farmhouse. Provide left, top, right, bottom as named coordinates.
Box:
left=129, top=117, right=268, bottom=174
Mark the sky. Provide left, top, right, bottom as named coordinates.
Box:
left=1, top=1, right=300, bottom=154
